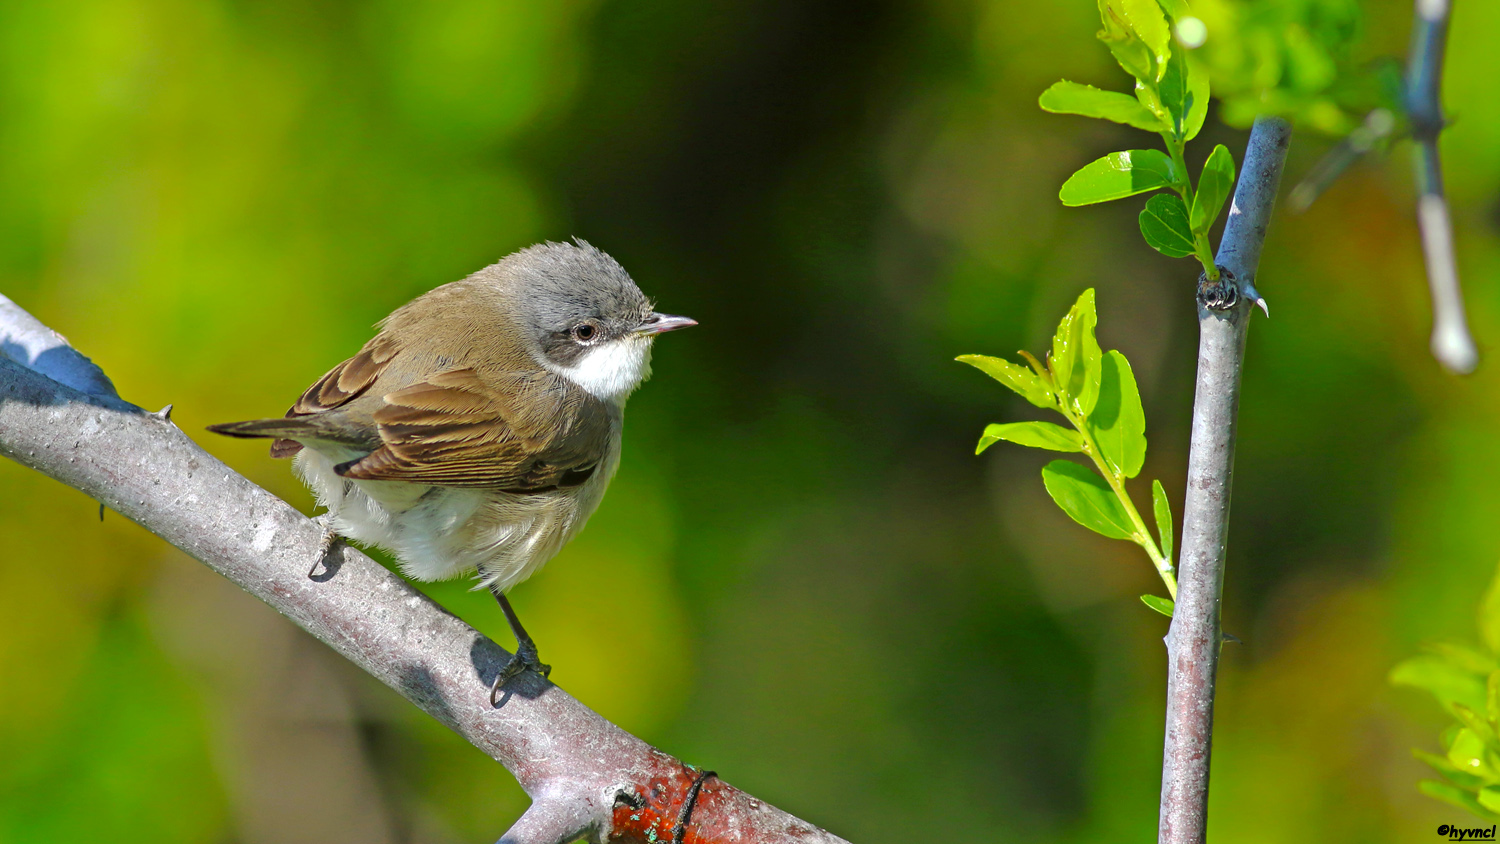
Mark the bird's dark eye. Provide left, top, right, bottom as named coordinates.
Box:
left=571, top=322, right=597, bottom=342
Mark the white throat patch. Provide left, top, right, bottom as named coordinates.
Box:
left=550, top=336, right=653, bottom=405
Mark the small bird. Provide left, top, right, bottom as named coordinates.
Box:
left=209, top=241, right=694, bottom=700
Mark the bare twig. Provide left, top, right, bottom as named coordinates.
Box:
left=1406, top=0, right=1477, bottom=374
left=1157, top=116, right=1291, bottom=844
left=0, top=296, right=846, bottom=844
left=1286, top=108, right=1395, bottom=213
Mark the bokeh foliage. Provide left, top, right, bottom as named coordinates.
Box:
left=3, top=0, right=1500, bottom=842
left=1393, top=563, right=1500, bottom=821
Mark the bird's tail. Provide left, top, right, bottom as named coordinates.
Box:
left=206, top=417, right=314, bottom=458
left=207, top=417, right=320, bottom=440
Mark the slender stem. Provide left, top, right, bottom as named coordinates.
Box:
left=1157, top=116, right=1290, bottom=844
left=1062, top=405, right=1178, bottom=599
left=1191, top=233, right=1218, bottom=280
left=1163, top=132, right=1220, bottom=281
left=1164, top=132, right=1192, bottom=203
left=1405, top=0, right=1477, bottom=373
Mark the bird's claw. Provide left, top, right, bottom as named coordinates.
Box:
left=308, top=513, right=340, bottom=578
left=489, top=642, right=551, bottom=705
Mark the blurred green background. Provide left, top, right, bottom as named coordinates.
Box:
left=2, top=0, right=1499, bottom=841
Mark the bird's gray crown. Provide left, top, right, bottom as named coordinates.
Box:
left=504, top=240, right=651, bottom=336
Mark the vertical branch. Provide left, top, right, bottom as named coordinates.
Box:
left=1157, top=116, right=1291, bottom=844
left=1406, top=0, right=1477, bottom=374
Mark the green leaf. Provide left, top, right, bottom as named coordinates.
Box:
left=1480, top=786, right=1500, bottom=813
left=1152, top=478, right=1174, bottom=563
left=1042, top=460, right=1135, bottom=541
left=1075, top=293, right=1103, bottom=415
left=1391, top=654, right=1489, bottom=713
left=1111, top=0, right=1171, bottom=76
left=1139, top=193, right=1196, bottom=258
left=1430, top=642, right=1500, bottom=674
left=1017, top=349, right=1048, bottom=379
left=1488, top=671, right=1500, bottom=726
left=956, top=354, right=1055, bottom=410
left=1096, top=0, right=1156, bottom=84
left=1481, top=563, right=1500, bottom=654
left=1153, top=0, right=1191, bottom=20
left=1451, top=704, right=1497, bottom=745
left=1050, top=289, right=1102, bottom=415
left=1060, top=150, right=1178, bottom=206
left=1447, top=727, right=1493, bottom=777
left=1191, top=144, right=1236, bottom=233
left=1415, top=749, right=1488, bottom=789
left=1157, top=40, right=1191, bottom=136
left=1089, top=350, right=1148, bottom=478
left=1419, top=780, right=1499, bottom=821
left=978, top=422, right=1084, bottom=454
left=1039, top=81, right=1165, bottom=132
left=1050, top=295, right=1081, bottom=406
left=1141, top=594, right=1174, bottom=618
left=1079, top=313, right=1102, bottom=417
left=1183, top=53, right=1210, bottom=140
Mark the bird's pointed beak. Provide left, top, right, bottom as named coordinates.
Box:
left=636, top=313, right=698, bottom=335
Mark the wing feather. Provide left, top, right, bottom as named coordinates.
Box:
left=335, top=368, right=610, bottom=492
left=270, top=334, right=400, bottom=457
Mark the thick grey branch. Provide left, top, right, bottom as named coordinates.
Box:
left=1405, top=0, right=1477, bottom=374
left=1157, top=116, right=1291, bottom=844
left=0, top=303, right=846, bottom=844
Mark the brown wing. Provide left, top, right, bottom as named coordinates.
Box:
left=334, top=368, right=612, bottom=493
left=270, top=334, right=400, bottom=458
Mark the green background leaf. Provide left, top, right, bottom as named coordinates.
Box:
left=1419, top=781, right=1500, bottom=821
left=1446, top=727, right=1493, bottom=776
left=1041, top=459, right=1136, bottom=540
left=1139, top=193, right=1196, bottom=258
left=1059, top=150, right=1178, bottom=206
left=1391, top=655, right=1488, bottom=713
left=1089, top=350, right=1148, bottom=478
left=1481, top=566, right=1500, bottom=653
left=978, top=421, right=1084, bottom=454
left=1039, top=81, right=1165, bottom=132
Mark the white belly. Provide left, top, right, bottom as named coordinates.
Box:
left=292, top=437, right=620, bottom=593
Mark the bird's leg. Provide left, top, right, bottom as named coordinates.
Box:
left=308, top=509, right=341, bottom=578
left=489, top=587, right=551, bottom=704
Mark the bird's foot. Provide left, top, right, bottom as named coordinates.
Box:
left=489, top=641, right=551, bottom=705
left=308, top=513, right=341, bottom=578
